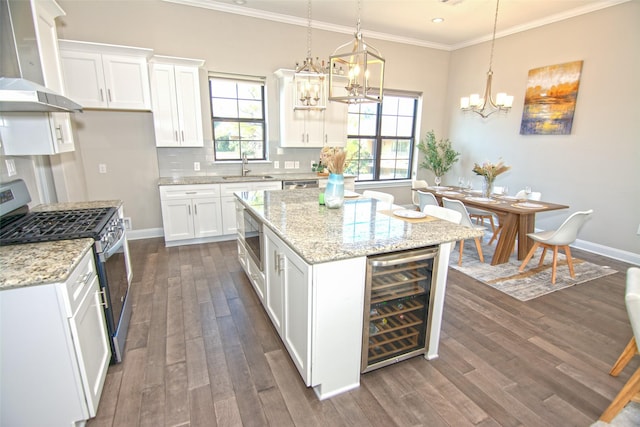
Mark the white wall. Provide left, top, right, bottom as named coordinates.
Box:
left=445, top=1, right=639, bottom=257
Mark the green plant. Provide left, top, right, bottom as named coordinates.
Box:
left=417, top=131, right=460, bottom=177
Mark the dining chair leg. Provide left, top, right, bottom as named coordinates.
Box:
left=610, top=337, right=637, bottom=376
left=564, top=245, right=576, bottom=278
left=474, top=238, right=484, bottom=263
left=551, top=245, right=559, bottom=284
left=538, top=247, right=548, bottom=267
left=599, top=366, right=640, bottom=423
left=518, top=242, right=540, bottom=272
left=458, top=240, right=464, bottom=266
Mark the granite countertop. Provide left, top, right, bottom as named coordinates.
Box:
left=0, top=239, right=95, bottom=290
left=158, top=173, right=353, bottom=186
left=31, top=200, right=123, bottom=211
left=236, top=188, right=484, bottom=264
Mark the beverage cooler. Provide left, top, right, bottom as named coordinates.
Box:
left=361, top=246, right=439, bottom=373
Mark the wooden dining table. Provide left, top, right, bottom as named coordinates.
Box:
left=415, top=186, right=569, bottom=265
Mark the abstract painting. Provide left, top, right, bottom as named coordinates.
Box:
left=520, top=60, right=583, bottom=135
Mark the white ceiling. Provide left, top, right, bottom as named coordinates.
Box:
left=165, top=0, right=628, bottom=50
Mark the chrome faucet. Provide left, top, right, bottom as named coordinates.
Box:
left=241, top=153, right=251, bottom=176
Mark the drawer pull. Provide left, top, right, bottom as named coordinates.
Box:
left=99, top=289, right=109, bottom=309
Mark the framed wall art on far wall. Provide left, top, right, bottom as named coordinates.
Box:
left=520, top=60, right=583, bottom=135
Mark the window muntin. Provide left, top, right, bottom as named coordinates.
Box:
left=344, top=94, right=418, bottom=181
left=209, top=78, right=266, bottom=160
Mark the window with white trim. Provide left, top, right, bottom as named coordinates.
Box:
left=209, top=76, right=266, bottom=160
left=344, top=92, right=419, bottom=181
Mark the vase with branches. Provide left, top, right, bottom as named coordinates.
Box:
left=417, top=131, right=460, bottom=186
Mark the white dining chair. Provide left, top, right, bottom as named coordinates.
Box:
left=442, top=197, right=485, bottom=265
left=363, top=190, right=394, bottom=205
left=411, top=179, right=429, bottom=207
left=600, top=267, right=640, bottom=422
left=417, top=190, right=438, bottom=212
left=518, top=210, right=593, bottom=284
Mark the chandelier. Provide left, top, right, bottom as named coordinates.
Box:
left=460, top=0, right=513, bottom=118
left=328, top=0, right=384, bottom=104
left=293, top=0, right=327, bottom=110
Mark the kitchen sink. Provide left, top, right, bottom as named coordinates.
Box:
left=222, top=175, right=274, bottom=181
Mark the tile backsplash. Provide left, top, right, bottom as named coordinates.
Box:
left=156, top=140, right=326, bottom=177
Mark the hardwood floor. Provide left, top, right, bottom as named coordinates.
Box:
left=88, top=238, right=638, bottom=426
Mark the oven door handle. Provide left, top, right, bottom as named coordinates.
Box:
left=369, top=247, right=439, bottom=267
left=99, top=229, right=126, bottom=262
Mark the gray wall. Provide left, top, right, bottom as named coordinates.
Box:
left=1, top=0, right=637, bottom=261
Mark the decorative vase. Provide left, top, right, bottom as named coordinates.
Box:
left=482, top=176, right=494, bottom=198
left=324, top=173, right=344, bottom=208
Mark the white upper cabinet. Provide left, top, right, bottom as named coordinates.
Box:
left=59, top=40, right=152, bottom=110
left=0, top=0, right=74, bottom=155
left=149, top=56, right=205, bottom=147
left=275, top=69, right=347, bottom=148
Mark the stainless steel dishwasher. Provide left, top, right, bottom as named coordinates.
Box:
left=282, top=179, right=319, bottom=189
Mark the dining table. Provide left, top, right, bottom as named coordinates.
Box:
left=414, top=186, right=569, bottom=265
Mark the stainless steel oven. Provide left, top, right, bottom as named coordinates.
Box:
left=94, top=217, right=131, bottom=363
left=240, top=207, right=263, bottom=271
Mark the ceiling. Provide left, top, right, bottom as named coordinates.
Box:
left=165, top=0, right=627, bottom=50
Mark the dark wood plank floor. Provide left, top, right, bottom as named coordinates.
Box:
left=88, top=237, right=638, bottom=427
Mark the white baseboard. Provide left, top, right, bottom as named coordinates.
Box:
left=126, top=227, right=164, bottom=240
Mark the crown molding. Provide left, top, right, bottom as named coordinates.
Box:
left=162, top=0, right=631, bottom=52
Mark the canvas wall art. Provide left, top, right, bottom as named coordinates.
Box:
left=520, top=60, right=583, bottom=135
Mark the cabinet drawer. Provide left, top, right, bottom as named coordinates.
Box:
left=160, top=184, right=220, bottom=200
left=220, top=183, right=251, bottom=197
left=58, top=250, right=98, bottom=318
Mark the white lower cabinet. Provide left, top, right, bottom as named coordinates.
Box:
left=159, top=184, right=222, bottom=244
left=259, top=226, right=366, bottom=397
left=264, top=227, right=310, bottom=381
left=0, top=250, right=110, bottom=426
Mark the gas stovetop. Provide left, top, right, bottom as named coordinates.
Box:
left=0, top=207, right=117, bottom=245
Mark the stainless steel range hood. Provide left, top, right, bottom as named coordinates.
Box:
left=0, top=0, right=82, bottom=113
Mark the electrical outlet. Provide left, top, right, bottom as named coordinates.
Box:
left=123, top=217, right=132, bottom=230
left=273, top=161, right=280, bottom=169
left=194, top=162, right=200, bottom=171
left=99, top=163, right=107, bottom=174
left=277, top=147, right=284, bottom=155
left=284, top=161, right=294, bottom=169
left=294, top=161, right=300, bottom=169
left=5, top=159, right=16, bottom=177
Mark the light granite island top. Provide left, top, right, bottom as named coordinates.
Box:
left=235, top=188, right=483, bottom=264
left=234, top=188, right=484, bottom=401
left=0, top=239, right=94, bottom=290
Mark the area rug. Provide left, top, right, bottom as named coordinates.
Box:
left=448, top=235, right=617, bottom=301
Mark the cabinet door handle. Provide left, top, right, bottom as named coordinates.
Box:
left=175, top=131, right=179, bottom=142
left=55, top=125, right=63, bottom=142
left=98, top=289, right=109, bottom=309
left=301, top=133, right=304, bottom=143
left=188, top=205, right=191, bottom=215
left=99, top=89, right=104, bottom=102
left=181, top=131, right=185, bottom=142
left=274, top=250, right=278, bottom=274
left=107, top=89, right=112, bottom=102
left=194, top=204, right=198, bottom=215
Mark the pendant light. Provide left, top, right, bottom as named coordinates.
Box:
left=293, top=0, right=327, bottom=110
left=329, top=0, right=385, bottom=104
left=460, top=0, right=513, bottom=118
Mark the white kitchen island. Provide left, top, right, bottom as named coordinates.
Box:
left=235, top=188, right=482, bottom=400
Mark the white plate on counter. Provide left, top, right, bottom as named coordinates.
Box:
left=393, top=209, right=428, bottom=219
